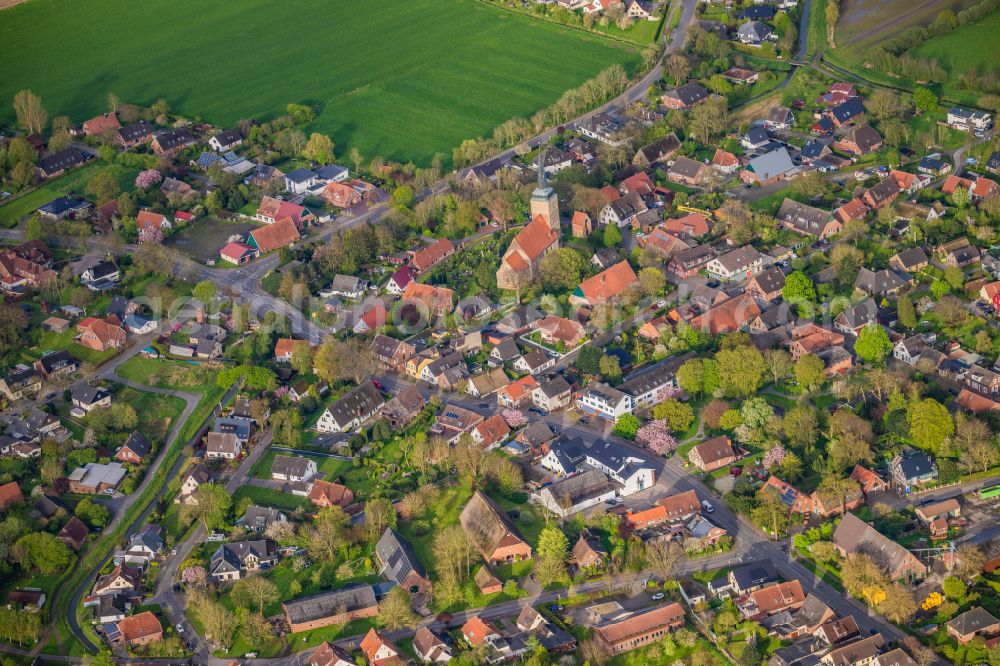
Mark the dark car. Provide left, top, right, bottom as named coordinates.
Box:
left=436, top=612, right=454, bottom=624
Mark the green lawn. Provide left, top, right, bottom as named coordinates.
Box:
left=910, top=10, right=1000, bottom=101
left=0, top=0, right=639, bottom=166
left=232, top=485, right=311, bottom=512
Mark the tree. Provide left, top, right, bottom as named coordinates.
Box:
left=825, top=0, right=840, bottom=46
left=232, top=576, right=279, bottom=615
left=740, top=397, right=774, bottom=429
left=638, top=267, right=665, bottom=297
left=816, top=476, right=861, bottom=516
left=942, top=576, right=966, bottom=599
left=762, top=349, right=793, bottom=385
left=676, top=359, right=706, bottom=396
left=784, top=405, right=818, bottom=447
left=348, top=147, right=364, bottom=173
left=752, top=491, right=789, bottom=537
left=539, top=248, right=585, bottom=293
left=635, top=420, right=678, bottom=455
left=25, top=215, right=44, bottom=242
left=303, top=132, right=334, bottom=163
left=907, top=398, right=954, bottom=454
left=795, top=355, right=826, bottom=391
left=12, top=532, right=71, bottom=574
left=702, top=399, right=731, bottom=429
left=75, top=498, right=110, bottom=528
left=306, top=506, right=349, bottom=562
left=666, top=54, right=690, bottom=85
left=599, top=354, right=621, bottom=382
left=645, top=539, right=683, bottom=582
left=377, top=586, right=418, bottom=630
left=535, top=524, right=570, bottom=586
left=943, top=265, right=965, bottom=291
left=184, top=483, right=232, bottom=530
left=13, top=90, right=47, bottom=134
left=913, top=87, right=939, bottom=113
left=197, top=597, right=236, bottom=650
left=651, top=399, right=694, bottom=433
left=854, top=324, right=893, bottom=366
left=955, top=414, right=996, bottom=471
left=782, top=271, right=816, bottom=304
left=897, top=293, right=917, bottom=330
left=868, top=90, right=901, bottom=123
left=364, top=497, right=396, bottom=541
left=955, top=544, right=986, bottom=580
left=828, top=435, right=874, bottom=472
left=135, top=169, right=162, bottom=189
left=716, top=346, right=765, bottom=398
left=86, top=170, right=120, bottom=204
left=613, top=414, right=641, bottom=439
left=878, top=584, right=916, bottom=623
left=192, top=280, right=217, bottom=305
left=290, top=341, right=314, bottom=375
left=603, top=223, right=622, bottom=247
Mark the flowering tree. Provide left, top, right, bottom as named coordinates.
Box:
left=138, top=227, right=164, bottom=244
left=181, top=566, right=207, bottom=587
left=274, top=385, right=290, bottom=400
left=135, top=169, right=162, bottom=189
left=657, top=386, right=683, bottom=401
left=762, top=444, right=787, bottom=470
left=502, top=409, right=527, bottom=428
left=636, top=420, right=678, bottom=456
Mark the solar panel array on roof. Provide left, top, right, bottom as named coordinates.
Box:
left=102, top=623, right=121, bottom=641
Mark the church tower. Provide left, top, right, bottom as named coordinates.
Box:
left=530, top=149, right=560, bottom=232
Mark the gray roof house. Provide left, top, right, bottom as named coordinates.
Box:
left=240, top=505, right=287, bottom=533
left=737, top=20, right=773, bottom=45
left=375, top=528, right=430, bottom=593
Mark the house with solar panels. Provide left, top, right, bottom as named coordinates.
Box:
left=375, top=528, right=430, bottom=593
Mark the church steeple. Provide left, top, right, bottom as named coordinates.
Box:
left=531, top=147, right=559, bottom=232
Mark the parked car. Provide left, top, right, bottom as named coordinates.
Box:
left=701, top=500, right=715, bottom=513
left=651, top=592, right=665, bottom=601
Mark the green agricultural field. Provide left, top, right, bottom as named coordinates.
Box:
left=911, top=10, right=1000, bottom=96
left=0, top=0, right=640, bottom=166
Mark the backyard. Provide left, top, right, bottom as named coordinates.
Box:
left=0, top=0, right=640, bottom=166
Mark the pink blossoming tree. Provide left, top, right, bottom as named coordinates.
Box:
left=135, top=169, right=162, bottom=189
left=502, top=408, right=527, bottom=428
left=636, top=419, right=678, bottom=456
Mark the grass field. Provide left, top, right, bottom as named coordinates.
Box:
left=911, top=10, right=1000, bottom=98
left=834, top=0, right=980, bottom=47
left=0, top=0, right=639, bottom=166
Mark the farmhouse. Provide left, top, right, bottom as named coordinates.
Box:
left=594, top=603, right=686, bottom=654
left=460, top=490, right=532, bottom=565
left=283, top=585, right=378, bottom=633
left=833, top=513, right=926, bottom=582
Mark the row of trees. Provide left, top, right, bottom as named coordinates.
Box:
left=452, top=65, right=632, bottom=167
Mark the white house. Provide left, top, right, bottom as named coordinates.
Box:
left=316, top=380, right=385, bottom=433
left=541, top=437, right=655, bottom=497
left=270, top=455, right=318, bottom=482
left=575, top=383, right=632, bottom=421
left=946, top=108, right=993, bottom=134
left=704, top=245, right=764, bottom=282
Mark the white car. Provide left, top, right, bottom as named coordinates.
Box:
left=175, top=624, right=185, bottom=634
left=103, top=488, right=115, bottom=496
left=651, top=592, right=665, bottom=601
left=701, top=500, right=715, bottom=513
